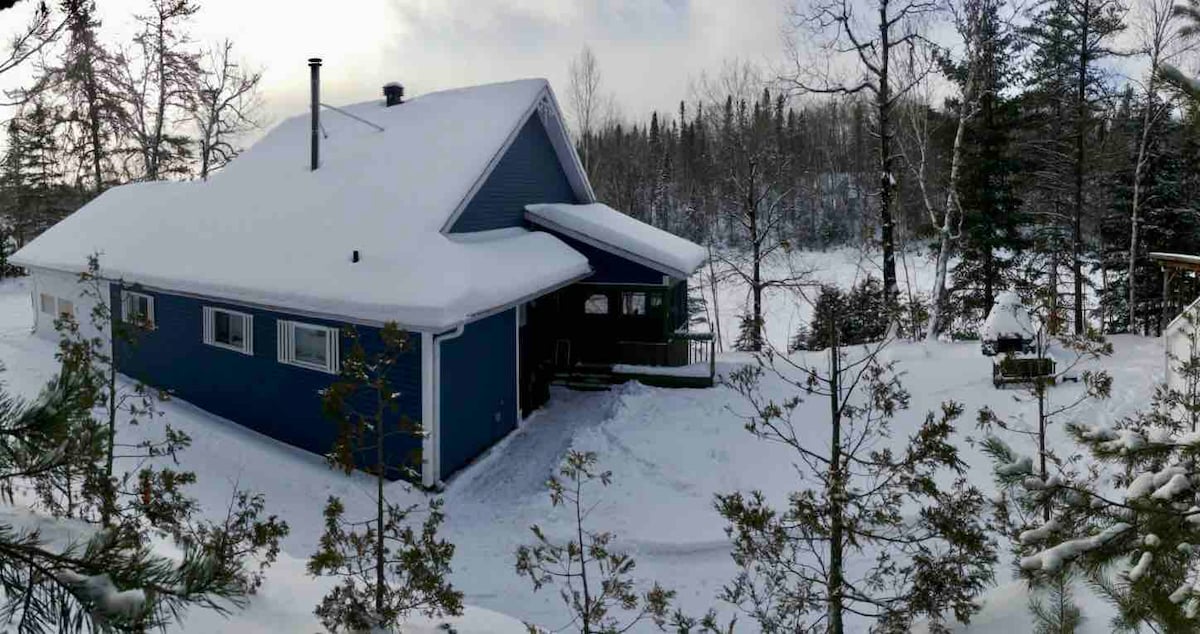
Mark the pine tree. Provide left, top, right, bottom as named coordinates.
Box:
left=54, top=0, right=120, bottom=194
left=53, top=254, right=190, bottom=528
left=0, top=363, right=246, bottom=631
left=952, top=0, right=1025, bottom=331
left=515, top=450, right=675, bottom=633
left=1001, top=311, right=1200, bottom=631
left=308, top=323, right=462, bottom=632
left=721, top=325, right=996, bottom=632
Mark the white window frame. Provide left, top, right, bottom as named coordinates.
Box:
left=203, top=306, right=254, bottom=355
left=121, top=291, right=155, bottom=328
left=277, top=320, right=340, bottom=374
left=39, top=293, right=55, bottom=315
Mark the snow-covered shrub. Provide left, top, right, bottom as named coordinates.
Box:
left=734, top=311, right=764, bottom=352
left=795, top=278, right=890, bottom=351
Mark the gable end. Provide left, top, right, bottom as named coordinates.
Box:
left=448, top=113, right=579, bottom=233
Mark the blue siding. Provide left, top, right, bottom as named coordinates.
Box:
left=540, top=229, right=667, bottom=285
left=111, top=285, right=424, bottom=479
left=439, top=308, right=517, bottom=479
left=449, top=114, right=578, bottom=233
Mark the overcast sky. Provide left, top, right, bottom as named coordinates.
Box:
left=0, top=0, right=1170, bottom=136
left=0, top=0, right=790, bottom=131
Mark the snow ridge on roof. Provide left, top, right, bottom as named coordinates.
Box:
left=524, top=203, right=707, bottom=278
left=12, top=79, right=594, bottom=329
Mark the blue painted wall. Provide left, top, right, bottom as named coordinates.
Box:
left=537, top=229, right=667, bottom=285
left=438, top=308, right=517, bottom=479
left=449, top=114, right=578, bottom=233
left=111, top=285, right=424, bottom=479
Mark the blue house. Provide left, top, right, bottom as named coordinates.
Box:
left=12, top=76, right=709, bottom=487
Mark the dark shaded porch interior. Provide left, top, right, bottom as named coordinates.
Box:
left=519, top=280, right=713, bottom=415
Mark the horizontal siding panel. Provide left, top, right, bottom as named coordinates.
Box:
left=110, top=284, right=423, bottom=480
left=449, top=114, right=578, bottom=233
left=439, top=308, right=518, bottom=478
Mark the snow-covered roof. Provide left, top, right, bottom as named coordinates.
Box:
left=524, top=203, right=707, bottom=279
left=1150, top=252, right=1200, bottom=269
left=982, top=292, right=1036, bottom=342
left=12, top=79, right=596, bottom=330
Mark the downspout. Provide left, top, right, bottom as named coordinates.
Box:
left=423, top=322, right=466, bottom=488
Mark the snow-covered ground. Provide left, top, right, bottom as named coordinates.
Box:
left=0, top=247, right=1166, bottom=632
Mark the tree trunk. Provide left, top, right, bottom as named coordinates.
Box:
left=749, top=168, right=763, bottom=351
left=878, top=0, right=898, bottom=317
left=1072, top=0, right=1091, bottom=336
left=575, top=475, right=592, bottom=634
left=926, top=68, right=973, bottom=341
left=708, top=245, right=723, bottom=353
left=375, top=392, right=386, bottom=621
left=1130, top=70, right=1159, bottom=335
left=828, top=329, right=844, bottom=633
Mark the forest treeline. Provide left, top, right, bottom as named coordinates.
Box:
left=0, top=0, right=260, bottom=255
left=566, top=0, right=1200, bottom=345
left=6, top=0, right=1200, bottom=347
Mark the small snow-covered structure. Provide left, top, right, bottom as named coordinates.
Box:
left=981, top=292, right=1036, bottom=356
left=1152, top=252, right=1200, bottom=395
left=1164, top=296, right=1200, bottom=397
left=12, top=76, right=709, bottom=487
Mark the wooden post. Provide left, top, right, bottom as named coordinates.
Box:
left=1162, top=267, right=1174, bottom=336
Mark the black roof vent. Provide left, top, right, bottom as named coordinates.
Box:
left=383, top=82, right=404, bottom=107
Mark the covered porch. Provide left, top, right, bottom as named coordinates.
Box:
left=517, top=203, right=715, bottom=412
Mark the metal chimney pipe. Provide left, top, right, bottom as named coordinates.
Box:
left=308, top=58, right=321, bottom=171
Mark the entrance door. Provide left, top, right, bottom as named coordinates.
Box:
left=519, top=300, right=553, bottom=417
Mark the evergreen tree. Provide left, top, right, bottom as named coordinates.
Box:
left=952, top=0, right=1025, bottom=330
left=54, top=0, right=120, bottom=194
left=53, top=254, right=190, bottom=528
left=308, top=323, right=462, bottom=632
left=1001, top=311, right=1200, bottom=631
left=515, top=450, right=675, bottom=633
left=721, top=330, right=996, bottom=632
left=0, top=364, right=246, bottom=632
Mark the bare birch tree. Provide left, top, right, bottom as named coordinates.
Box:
left=1127, top=0, right=1190, bottom=333
left=567, top=45, right=604, bottom=173
left=192, top=39, right=261, bottom=180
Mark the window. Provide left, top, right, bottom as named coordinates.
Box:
left=584, top=294, right=609, bottom=315
left=121, top=291, right=155, bottom=328
left=622, top=292, right=647, bottom=316
left=57, top=299, right=74, bottom=318
left=39, top=293, right=54, bottom=315
left=649, top=293, right=664, bottom=309
left=277, top=320, right=339, bottom=374
left=203, top=306, right=253, bottom=354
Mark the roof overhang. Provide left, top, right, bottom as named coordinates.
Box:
left=1151, top=252, right=1200, bottom=272
left=524, top=211, right=696, bottom=280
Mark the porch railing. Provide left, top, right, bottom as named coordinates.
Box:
left=670, top=330, right=716, bottom=381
